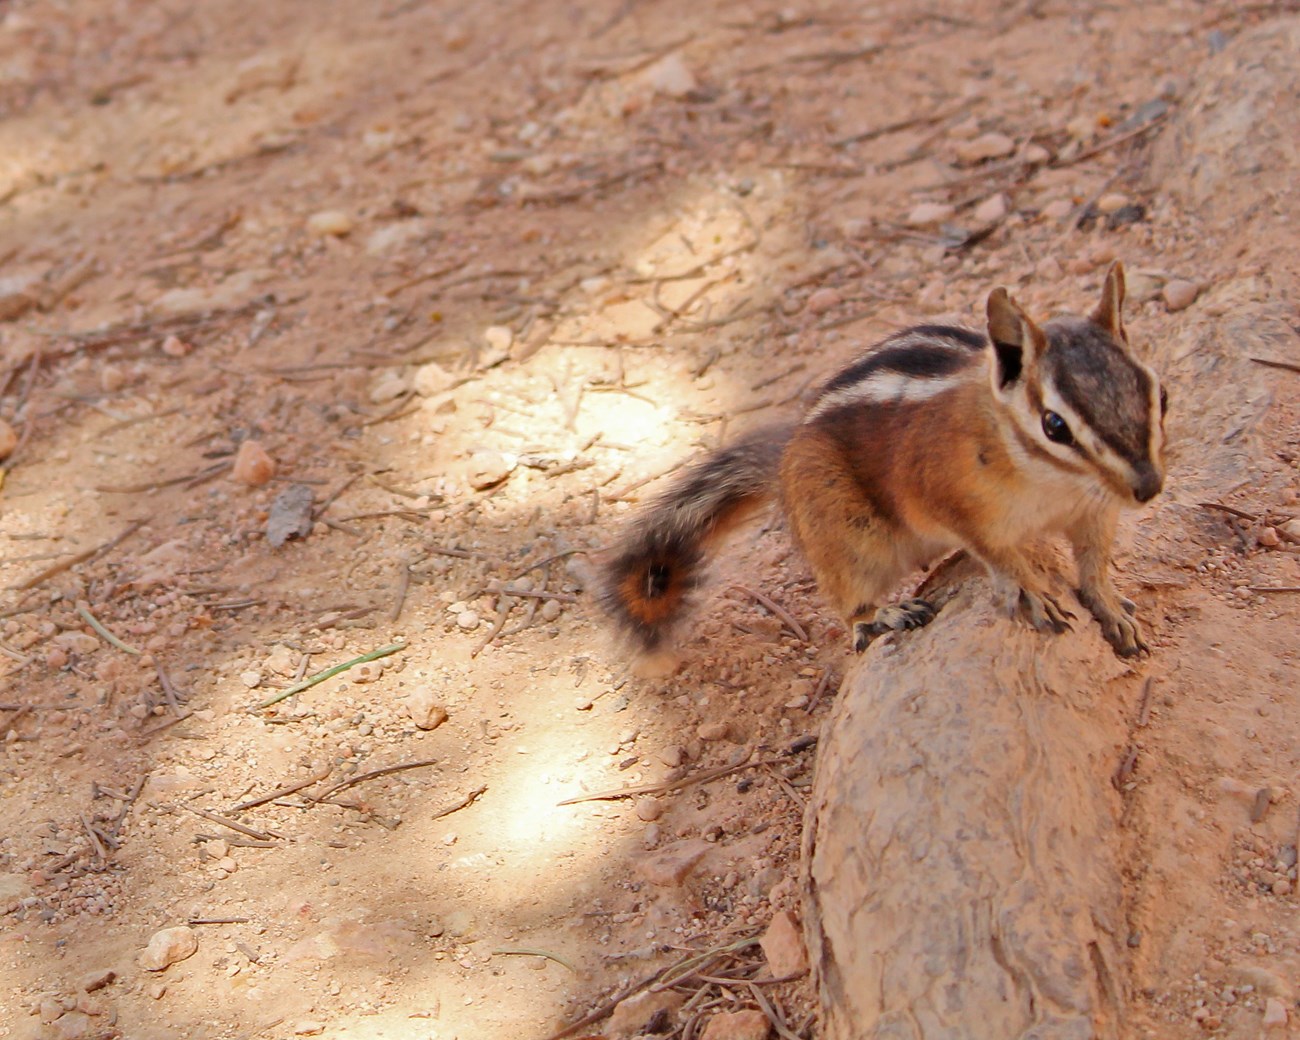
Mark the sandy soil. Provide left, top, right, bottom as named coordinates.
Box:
left=0, top=2, right=1297, bottom=1039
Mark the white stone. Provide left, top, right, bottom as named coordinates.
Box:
left=906, top=202, right=956, bottom=227
left=306, top=210, right=354, bottom=237
left=139, top=926, right=198, bottom=971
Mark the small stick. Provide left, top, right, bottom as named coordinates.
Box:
left=491, top=947, right=579, bottom=972
left=12, top=519, right=146, bottom=590
left=186, top=806, right=282, bottom=842
left=311, top=758, right=439, bottom=803
left=508, top=548, right=585, bottom=580
left=1136, top=676, right=1155, bottom=728
left=1248, top=586, right=1300, bottom=593
left=81, top=813, right=108, bottom=862
left=312, top=472, right=363, bottom=519
left=155, top=662, right=184, bottom=715
left=251, top=641, right=407, bottom=710
left=231, top=767, right=332, bottom=812
left=560, top=756, right=782, bottom=806
left=429, top=784, right=488, bottom=821
left=76, top=604, right=142, bottom=655
left=748, top=981, right=803, bottom=1040
left=188, top=917, right=251, bottom=926
left=538, top=967, right=665, bottom=1040
left=1113, top=746, right=1139, bottom=789
left=485, top=584, right=579, bottom=603
left=106, top=776, right=146, bottom=840
left=0, top=643, right=32, bottom=666
left=470, top=596, right=515, bottom=658
left=1250, top=356, right=1300, bottom=375
left=733, top=585, right=809, bottom=643
left=196, top=835, right=278, bottom=849
left=1250, top=787, right=1272, bottom=823
left=1053, top=111, right=1171, bottom=168
left=805, top=668, right=835, bottom=714
left=1197, top=501, right=1258, bottom=523
left=390, top=563, right=411, bottom=624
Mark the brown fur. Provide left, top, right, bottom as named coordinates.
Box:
left=599, top=263, right=1166, bottom=665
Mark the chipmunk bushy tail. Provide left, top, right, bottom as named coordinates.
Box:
left=600, top=422, right=793, bottom=665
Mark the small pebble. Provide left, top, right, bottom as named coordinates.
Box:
left=1263, top=997, right=1288, bottom=1029
left=973, top=193, right=1009, bottom=224
left=456, top=610, right=480, bottom=631
left=406, top=688, right=449, bottom=731
left=697, top=722, right=731, bottom=742
left=239, top=671, right=262, bottom=690
left=231, top=440, right=276, bottom=486
left=466, top=450, right=515, bottom=490
left=483, top=325, right=513, bottom=356
left=79, top=968, right=116, bottom=993
left=955, top=132, right=1015, bottom=164
left=760, top=910, right=809, bottom=978
left=540, top=599, right=562, bottom=622
left=99, top=365, right=127, bottom=393
left=1023, top=143, right=1051, bottom=163
left=1040, top=199, right=1075, bottom=221
left=1258, top=526, right=1281, bottom=548
left=306, top=210, right=354, bottom=237
left=1096, top=192, right=1132, bottom=214
left=699, top=1008, right=771, bottom=1040
left=368, top=370, right=410, bottom=404
left=639, top=52, right=697, bottom=97
left=635, top=797, right=664, bottom=822
left=160, top=335, right=190, bottom=357
left=139, top=926, right=198, bottom=971
left=805, top=287, right=841, bottom=314
left=350, top=660, right=384, bottom=683
left=906, top=202, right=956, bottom=227
left=0, top=418, right=17, bottom=460
left=1162, top=279, right=1199, bottom=312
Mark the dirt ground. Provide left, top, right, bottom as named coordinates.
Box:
left=1, top=1, right=1298, bottom=1038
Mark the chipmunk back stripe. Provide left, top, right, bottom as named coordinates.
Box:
left=908, top=325, right=986, bottom=351
left=808, top=332, right=980, bottom=421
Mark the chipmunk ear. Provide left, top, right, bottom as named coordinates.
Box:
left=1092, top=260, right=1127, bottom=340
left=986, top=287, right=1045, bottom=389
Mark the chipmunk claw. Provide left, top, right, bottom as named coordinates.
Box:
left=852, top=598, right=938, bottom=652
left=1017, top=589, right=1074, bottom=634
left=1077, top=588, right=1148, bottom=657
left=1099, top=611, right=1148, bottom=657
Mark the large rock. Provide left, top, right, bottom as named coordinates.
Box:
left=1153, top=18, right=1300, bottom=233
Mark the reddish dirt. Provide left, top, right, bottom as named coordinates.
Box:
left=0, top=2, right=1297, bottom=1039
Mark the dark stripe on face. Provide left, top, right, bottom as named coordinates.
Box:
left=818, top=340, right=972, bottom=398
left=1008, top=415, right=1089, bottom=476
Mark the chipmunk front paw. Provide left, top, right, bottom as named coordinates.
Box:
left=1077, top=588, right=1148, bottom=657
left=851, top=598, right=937, bottom=653
left=1015, top=588, right=1075, bottom=634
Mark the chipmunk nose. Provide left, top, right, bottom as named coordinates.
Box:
left=1133, top=463, right=1164, bottom=503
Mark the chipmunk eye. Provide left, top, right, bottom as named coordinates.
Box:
left=1159, top=386, right=1169, bottom=416
left=1042, top=410, right=1073, bottom=445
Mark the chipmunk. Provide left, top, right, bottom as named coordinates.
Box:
left=599, top=262, right=1166, bottom=672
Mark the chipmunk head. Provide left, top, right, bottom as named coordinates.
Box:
left=986, top=261, right=1167, bottom=505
